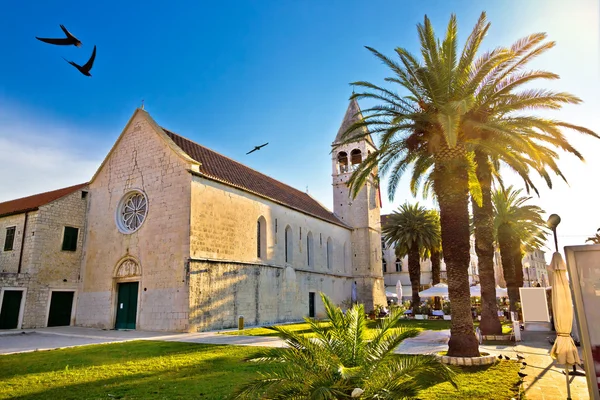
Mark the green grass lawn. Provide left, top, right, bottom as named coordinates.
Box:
left=223, top=318, right=513, bottom=337
left=0, top=341, right=521, bottom=400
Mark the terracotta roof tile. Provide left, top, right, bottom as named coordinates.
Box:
left=0, top=183, right=88, bottom=218
left=163, top=129, right=346, bottom=227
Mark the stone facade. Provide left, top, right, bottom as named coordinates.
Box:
left=76, top=110, right=193, bottom=331
left=2, top=100, right=391, bottom=332
left=0, top=187, right=87, bottom=328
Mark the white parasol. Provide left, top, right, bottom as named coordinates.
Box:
left=469, top=284, right=508, bottom=298
left=418, top=283, right=449, bottom=297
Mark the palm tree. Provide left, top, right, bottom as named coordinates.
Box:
left=493, top=186, right=548, bottom=311
left=338, top=13, right=598, bottom=355
left=382, top=203, right=441, bottom=313
left=586, top=229, right=600, bottom=244
left=233, top=293, right=455, bottom=399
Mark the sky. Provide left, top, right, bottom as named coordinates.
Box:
left=0, top=0, right=598, bottom=260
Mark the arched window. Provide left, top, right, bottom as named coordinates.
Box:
left=395, top=258, right=402, bottom=272
left=306, top=232, right=314, bottom=267
left=337, top=152, right=348, bottom=173
left=285, top=225, right=293, bottom=263
left=257, top=216, right=267, bottom=259
left=326, top=237, right=333, bottom=269
left=350, top=149, right=362, bottom=171
left=382, top=258, right=387, bottom=273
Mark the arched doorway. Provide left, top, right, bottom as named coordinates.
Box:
left=113, top=258, right=141, bottom=330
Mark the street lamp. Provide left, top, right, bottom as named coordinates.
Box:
left=547, top=214, right=561, bottom=253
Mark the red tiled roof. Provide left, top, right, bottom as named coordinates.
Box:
left=163, top=129, right=346, bottom=227
left=0, top=183, right=88, bottom=218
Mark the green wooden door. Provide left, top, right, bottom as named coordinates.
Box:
left=0, top=290, right=23, bottom=329
left=47, top=291, right=74, bottom=327
left=115, top=282, right=139, bottom=330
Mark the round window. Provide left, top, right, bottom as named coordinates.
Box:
left=116, top=190, right=148, bottom=234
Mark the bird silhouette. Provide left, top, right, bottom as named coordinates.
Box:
left=63, top=45, right=96, bottom=76
left=36, top=25, right=82, bottom=47
left=497, top=355, right=503, bottom=360
left=518, top=372, right=528, bottom=378
left=516, top=354, right=526, bottom=361
left=246, top=142, right=269, bottom=155
left=503, top=355, right=511, bottom=360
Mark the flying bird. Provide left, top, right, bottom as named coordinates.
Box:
left=36, top=25, right=82, bottom=47
left=518, top=372, right=528, bottom=378
left=63, top=45, right=96, bottom=76
left=246, top=142, right=269, bottom=155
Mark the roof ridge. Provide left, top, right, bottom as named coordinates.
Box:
left=161, top=127, right=346, bottom=227
left=0, top=182, right=88, bottom=204
left=162, top=128, right=333, bottom=207
left=0, top=182, right=88, bottom=218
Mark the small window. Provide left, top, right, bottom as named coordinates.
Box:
left=395, top=258, right=402, bottom=272
left=257, top=216, right=267, bottom=259
left=337, top=152, right=348, bottom=173
left=4, top=227, right=16, bottom=251
left=350, top=149, right=362, bottom=171
left=81, top=191, right=88, bottom=199
left=307, top=232, right=314, bottom=267
left=285, top=226, right=293, bottom=263
left=62, top=227, right=79, bottom=251
left=257, top=221, right=261, bottom=258
left=382, top=258, right=387, bottom=273
left=326, top=238, right=333, bottom=269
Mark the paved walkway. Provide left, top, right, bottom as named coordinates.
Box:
left=0, top=327, right=592, bottom=399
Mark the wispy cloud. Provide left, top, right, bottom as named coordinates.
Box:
left=0, top=104, right=106, bottom=202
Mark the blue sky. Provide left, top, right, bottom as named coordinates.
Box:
left=0, top=0, right=598, bottom=253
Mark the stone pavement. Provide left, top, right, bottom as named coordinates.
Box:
left=396, top=329, right=591, bottom=400
left=0, top=327, right=593, bottom=399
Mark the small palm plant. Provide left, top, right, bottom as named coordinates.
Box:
left=233, top=293, right=456, bottom=399
left=586, top=228, right=600, bottom=244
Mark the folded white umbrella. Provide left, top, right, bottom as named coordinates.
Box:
left=548, top=252, right=581, bottom=398
left=418, top=283, right=448, bottom=297
left=396, top=280, right=403, bottom=301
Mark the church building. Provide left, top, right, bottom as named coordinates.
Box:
left=0, top=100, right=387, bottom=332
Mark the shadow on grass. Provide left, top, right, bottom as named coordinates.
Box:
left=3, top=343, right=277, bottom=400
left=0, top=341, right=258, bottom=381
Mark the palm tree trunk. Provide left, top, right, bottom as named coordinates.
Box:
left=498, top=225, right=519, bottom=312
left=514, top=247, right=525, bottom=288
left=433, top=154, right=479, bottom=357
left=408, top=246, right=421, bottom=313
left=431, top=251, right=441, bottom=309
left=472, top=151, right=502, bottom=335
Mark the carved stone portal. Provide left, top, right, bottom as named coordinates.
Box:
left=115, top=259, right=141, bottom=278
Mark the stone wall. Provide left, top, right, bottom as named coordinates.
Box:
left=76, top=110, right=192, bottom=331
left=188, top=176, right=356, bottom=330
left=0, top=213, right=29, bottom=274
left=188, top=260, right=352, bottom=331
left=0, top=187, right=87, bottom=328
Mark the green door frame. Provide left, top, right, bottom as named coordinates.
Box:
left=114, top=281, right=139, bottom=330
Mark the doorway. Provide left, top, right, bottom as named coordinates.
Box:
left=308, top=292, right=315, bottom=318
left=115, top=282, right=139, bottom=330
left=47, top=291, right=75, bottom=327
left=0, top=290, right=24, bottom=329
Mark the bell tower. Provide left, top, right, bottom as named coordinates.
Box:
left=332, top=99, right=386, bottom=311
